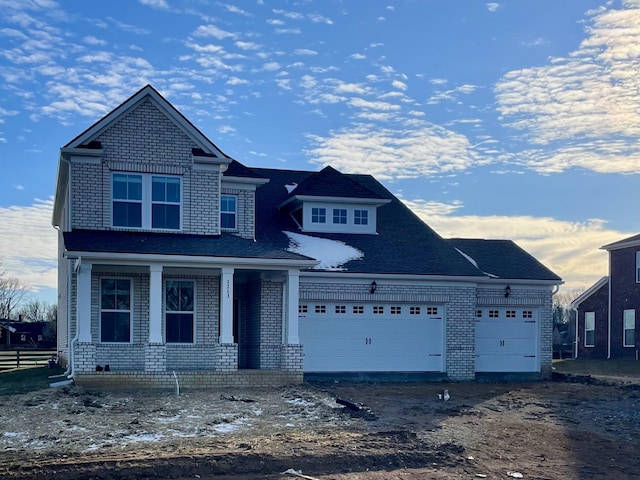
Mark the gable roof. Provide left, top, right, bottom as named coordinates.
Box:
left=570, top=276, right=609, bottom=308
left=601, top=233, right=640, bottom=251
left=448, top=238, right=563, bottom=282
left=63, top=85, right=231, bottom=159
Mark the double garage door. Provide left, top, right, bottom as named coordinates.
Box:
left=475, top=307, right=539, bottom=372
left=299, top=302, right=444, bottom=372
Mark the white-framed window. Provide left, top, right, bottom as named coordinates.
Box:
left=299, top=304, right=308, bottom=314
left=100, top=278, right=132, bottom=343
left=354, top=209, right=368, bottom=225
left=489, top=310, right=499, bottom=318
left=373, top=306, right=384, bottom=314
left=427, top=307, right=438, bottom=315
left=636, top=251, right=640, bottom=283
left=221, top=195, right=237, bottom=230
left=165, top=280, right=195, bottom=344
left=410, top=306, right=420, bottom=315
left=311, top=207, right=326, bottom=224
left=624, top=309, right=635, bottom=347
left=315, top=305, right=326, bottom=314
left=353, top=305, right=364, bottom=314
left=335, top=305, right=346, bottom=314
left=506, top=310, right=516, bottom=318
left=585, top=311, right=595, bottom=347
left=333, top=208, right=347, bottom=224
left=112, top=173, right=181, bottom=230
left=391, top=306, right=401, bottom=315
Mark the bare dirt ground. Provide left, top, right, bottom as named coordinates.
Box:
left=1, top=374, right=640, bottom=480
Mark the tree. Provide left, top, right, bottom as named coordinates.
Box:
left=18, top=299, right=56, bottom=322
left=0, top=272, right=29, bottom=319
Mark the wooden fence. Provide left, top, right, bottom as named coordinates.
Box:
left=0, top=350, right=57, bottom=370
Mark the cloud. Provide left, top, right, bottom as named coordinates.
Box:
left=392, top=79, right=408, bottom=91
left=83, top=35, right=106, bottom=46
left=0, top=198, right=57, bottom=292
left=495, top=3, right=640, bottom=174
left=350, top=53, right=366, bottom=60
left=293, top=48, right=317, bottom=56
left=403, top=199, right=626, bottom=291
left=13, top=185, right=24, bottom=190
left=192, top=24, right=235, bottom=40
left=224, top=4, right=250, bottom=16
left=138, top=0, right=169, bottom=9
left=486, top=3, right=500, bottom=12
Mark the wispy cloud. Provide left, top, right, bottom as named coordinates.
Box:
left=138, top=0, right=169, bottom=9
left=486, top=3, right=500, bottom=13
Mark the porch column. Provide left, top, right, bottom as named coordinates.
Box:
left=76, top=262, right=92, bottom=343
left=219, top=267, right=234, bottom=344
left=148, top=264, right=163, bottom=343
left=285, top=269, right=300, bottom=344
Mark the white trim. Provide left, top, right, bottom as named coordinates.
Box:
left=219, top=267, right=234, bottom=344
left=149, top=264, right=163, bottom=343
left=222, top=176, right=269, bottom=187
left=623, top=309, right=635, bottom=347
left=279, top=194, right=390, bottom=209
left=584, top=311, right=595, bottom=348
left=77, top=263, right=93, bottom=343
left=220, top=194, right=238, bottom=231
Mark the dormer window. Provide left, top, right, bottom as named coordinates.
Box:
left=354, top=209, right=368, bottom=225
left=333, top=208, right=347, bottom=224
left=311, top=207, right=326, bottom=224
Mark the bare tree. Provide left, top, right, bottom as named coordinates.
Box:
left=18, top=299, right=56, bottom=322
left=0, top=272, right=29, bottom=319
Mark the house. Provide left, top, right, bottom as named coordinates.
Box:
left=52, top=85, right=562, bottom=389
left=571, top=234, right=640, bottom=359
left=0, top=320, right=53, bottom=349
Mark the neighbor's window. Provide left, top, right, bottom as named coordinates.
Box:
left=220, top=195, right=237, bottom=230
left=152, top=176, right=181, bottom=229
left=112, top=173, right=181, bottom=230
left=100, top=278, right=132, bottom=343
left=624, top=309, right=635, bottom=347
left=333, top=208, right=347, bottom=224
left=165, top=280, right=194, bottom=344
left=112, top=174, right=142, bottom=228
left=585, top=311, right=595, bottom=347
left=311, top=207, right=326, bottom=224
left=354, top=209, right=368, bottom=225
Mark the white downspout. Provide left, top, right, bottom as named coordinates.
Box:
left=607, top=255, right=612, bottom=359
left=571, top=307, right=579, bottom=359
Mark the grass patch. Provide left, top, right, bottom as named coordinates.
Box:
left=554, top=358, right=640, bottom=379
left=0, top=366, right=67, bottom=396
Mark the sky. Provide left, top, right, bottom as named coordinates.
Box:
left=0, top=0, right=639, bottom=305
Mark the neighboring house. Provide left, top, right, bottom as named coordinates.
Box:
left=52, top=85, right=562, bottom=389
left=0, top=320, right=52, bottom=349
left=572, top=233, right=640, bottom=359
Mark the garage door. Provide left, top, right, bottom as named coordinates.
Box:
left=475, top=307, right=539, bottom=372
left=299, top=302, right=444, bottom=372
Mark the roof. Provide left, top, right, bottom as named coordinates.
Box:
left=252, top=168, right=561, bottom=283
left=223, top=159, right=266, bottom=180
left=570, top=276, right=609, bottom=308
left=601, top=233, right=640, bottom=251
left=63, top=230, right=315, bottom=263
left=448, top=238, right=563, bottom=282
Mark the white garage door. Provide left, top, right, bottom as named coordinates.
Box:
left=475, top=307, right=539, bottom=372
left=299, top=302, right=444, bottom=372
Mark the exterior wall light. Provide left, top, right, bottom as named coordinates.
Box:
left=370, top=281, right=377, bottom=294
left=505, top=285, right=511, bottom=298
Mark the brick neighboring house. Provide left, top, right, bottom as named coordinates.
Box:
left=572, top=234, right=640, bottom=359
left=52, top=85, right=562, bottom=389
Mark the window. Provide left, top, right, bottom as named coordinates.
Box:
left=20, top=334, right=26, bottom=342
left=476, top=310, right=483, bottom=318
left=624, top=309, right=635, bottom=347
left=221, top=195, right=237, bottom=230
left=333, top=208, right=347, bottom=224
left=335, top=305, right=346, bottom=314
left=427, top=307, right=438, bottom=315
left=489, top=310, right=499, bottom=318
left=113, top=174, right=142, bottom=228
left=165, top=280, right=194, bottom=344
left=311, top=207, right=326, bottom=224
left=152, top=176, right=181, bottom=229
left=315, top=305, right=326, bottom=314
left=410, top=306, right=421, bottom=315
left=112, top=173, right=181, bottom=230
left=354, top=209, right=368, bottom=225
left=637, top=252, right=640, bottom=283
left=522, top=311, right=533, bottom=318
left=101, top=278, right=131, bottom=343
left=585, top=312, right=595, bottom=347
left=373, top=306, right=384, bottom=314
left=506, top=310, right=516, bottom=318
left=391, top=306, right=401, bottom=315
left=299, top=305, right=308, bottom=314
left=353, top=305, right=364, bottom=314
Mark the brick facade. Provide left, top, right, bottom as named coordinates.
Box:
left=575, top=280, right=609, bottom=359
left=609, top=247, right=640, bottom=358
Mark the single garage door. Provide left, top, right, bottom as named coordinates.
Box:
left=299, top=302, right=444, bottom=372
left=475, top=307, right=539, bottom=372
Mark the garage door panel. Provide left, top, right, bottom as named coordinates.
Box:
left=300, top=302, right=444, bottom=373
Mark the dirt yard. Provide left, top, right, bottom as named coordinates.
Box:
left=1, top=373, right=640, bottom=480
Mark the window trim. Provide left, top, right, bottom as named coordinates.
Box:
left=354, top=209, right=369, bottom=225
left=220, top=194, right=238, bottom=230
left=111, top=172, right=182, bottom=231
left=165, top=279, right=196, bottom=345
left=584, top=311, right=595, bottom=347
left=99, top=277, right=133, bottom=344
left=623, top=309, right=635, bottom=347
left=311, top=207, right=327, bottom=224
left=332, top=208, right=347, bottom=225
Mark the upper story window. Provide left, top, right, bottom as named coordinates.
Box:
left=311, top=207, right=326, bottom=224
left=354, top=209, right=368, bottom=225
left=333, top=208, right=347, bottom=224
left=112, top=173, right=181, bottom=230
left=221, top=195, right=237, bottom=230
left=636, top=251, right=640, bottom=283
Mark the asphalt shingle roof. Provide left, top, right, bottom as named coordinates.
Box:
left=283, top=165, right=386, bottom=201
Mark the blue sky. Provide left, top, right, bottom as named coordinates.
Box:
left=0, top=0, right=638, bottom=304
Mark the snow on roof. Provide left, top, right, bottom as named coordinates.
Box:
left=454, top=247, right=499, bottom=278
left=285, top=182, right=298, bottom=193
left=284, top=231, right=363, bottom=270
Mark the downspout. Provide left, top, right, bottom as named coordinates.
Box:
left=608, top=254, right=612, bottom=359
left=571, top=306, right=579, bottom=359
left=49, top=258, right=77, bottom=386
left=551, top=285, right=560, bottom=363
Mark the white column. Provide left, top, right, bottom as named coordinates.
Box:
left=286, top=269, right=300, bottom=344
left=219, top=267, right=234, bottom=344
left=76, top=262, right=92, bottom=343
left=149, top=264, right=163, bottom=343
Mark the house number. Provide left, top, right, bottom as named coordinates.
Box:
left=225, top=279, right=231, bottom=299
